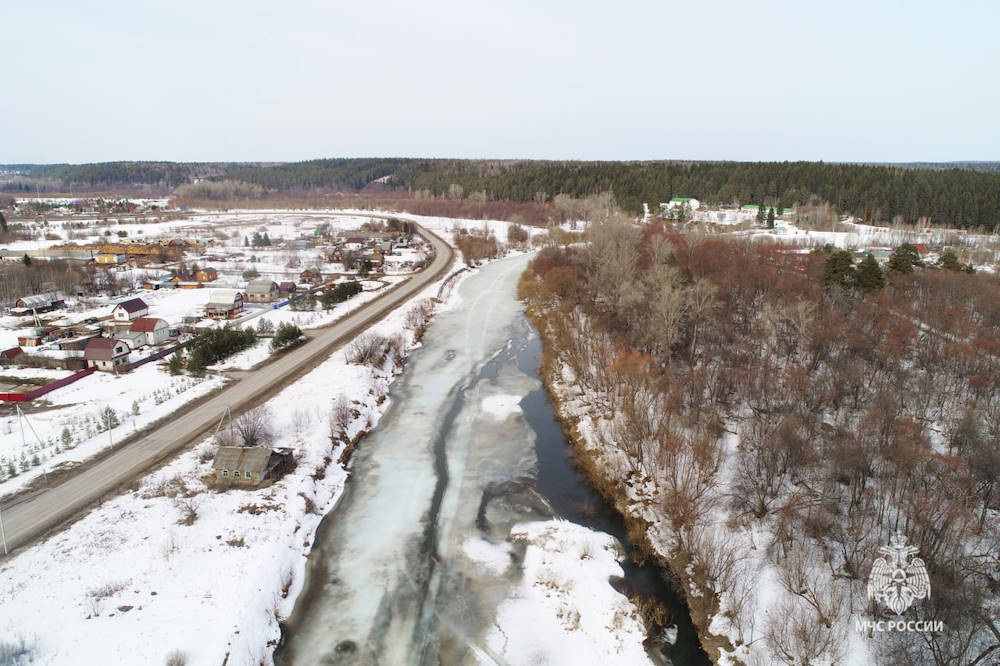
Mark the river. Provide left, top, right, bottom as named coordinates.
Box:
left=276, top=253, right=708, bottom=665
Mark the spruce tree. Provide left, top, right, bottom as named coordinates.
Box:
left=756, top=205, right=765, bottom=225
left=0, top=211, right=7, bottom=233
left=766, top=207, right=775, bottom=229
left=856, top=255, right=885, bottom=290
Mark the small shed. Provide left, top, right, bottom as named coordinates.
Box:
left=278, top=281, right=297, bottom=295
left=111, top=298, right=149, bottom=322
left=0, top=347, right=23, bottom=364
left=211, top=446, right=294, bottom=485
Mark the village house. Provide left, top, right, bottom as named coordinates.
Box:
left=204, top=289, right=245, bottom=320
left=278, top=281, right=297, bottom=296
left=299, top=268, right=321, bottom=284
left=211, top=446, right=295, bottom=485
left=661, top=197, right=701, bottom=214
left=245, top=280, right=279, bottom=303
left=84, top=337, right=130, bottom=371
left=111, top=298, right=149, bottom=322
left=194, top=267, right=218, bottom=282
left=128, top=317, right=171, bottom=346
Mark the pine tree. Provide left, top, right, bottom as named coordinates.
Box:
left=938, top=249, right=961, bottom=271
left=823, top=250, right=856, bottom=289
left=244, top=236, right=249, bottom=247
left=0, top=210, right=7, bottom=233
left=756, top=205, right=765, bottom=225
left=887, top=243, right=923, bottom=274
left=766, top=207, right=775, bottom=229
left=856, top=255, right=885, bottom=291
left=21, top=253, right=31, bottom=266
left=262, top=232, right=271, bottom=246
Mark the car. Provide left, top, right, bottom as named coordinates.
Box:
left=85, top=317, right=99, bottom=324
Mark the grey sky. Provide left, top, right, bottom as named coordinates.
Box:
left=3, top=0, right=998, bottom=163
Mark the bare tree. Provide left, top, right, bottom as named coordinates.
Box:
left=234, top=406, right=273, bottom=448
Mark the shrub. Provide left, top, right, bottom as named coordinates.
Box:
left=270, top=323, right=303, bottom=351
left=164, top=650, right=187, bottom=666
left=345, top=333, right=390, bottom=365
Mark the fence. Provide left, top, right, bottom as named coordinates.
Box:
left=0, top=367, right=97, bottom=402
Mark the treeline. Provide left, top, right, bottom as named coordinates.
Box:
left=8, top=158, right=1000, bottom=229
left=389, top=160, right=1000, bottom=229
left=3, top=162, right=200, bottom=191
left=521, top=223, right=1000, bottom=664
left=224, top=158, right=412, bottom=191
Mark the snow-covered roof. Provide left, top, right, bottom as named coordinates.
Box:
left=206, top=289, right=242, bottom=307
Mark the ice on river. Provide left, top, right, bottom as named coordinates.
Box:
left=480, top=394, right=524, bottom=421
left=279, top=253, right=650, bottom=666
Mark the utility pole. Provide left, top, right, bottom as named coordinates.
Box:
left=0, top=502, right=7, bottom=555
left=16, top=405, right=48, bottom=487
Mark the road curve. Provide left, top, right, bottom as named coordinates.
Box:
left=1, top=222, right=455, bottom=554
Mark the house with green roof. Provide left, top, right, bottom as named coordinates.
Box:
left=660, top=197, right=701, bottom=215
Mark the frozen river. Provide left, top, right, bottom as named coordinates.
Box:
left=276, top=253, right=707, bottom=665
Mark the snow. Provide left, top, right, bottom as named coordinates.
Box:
left=461, top=536, right=513, bottom=575
left=479, top=394, right=523, bottom=420
left=0, top=253, right=460, bottom=666
left=0, top=364, right=225, bottom=500
left=485, top=520, right=654, bottom=666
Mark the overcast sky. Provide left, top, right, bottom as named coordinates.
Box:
left=3, top=0, right=999, bottom=164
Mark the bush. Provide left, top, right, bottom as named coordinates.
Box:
left=164, top=650, right=187, bottom=666
left=242, top=268, right=260, bottom=280
left=345, top=333, right=390, bottom=365
left=321, top=280, right=362, bottom=309
left=270, top=323, right=303, bottom=351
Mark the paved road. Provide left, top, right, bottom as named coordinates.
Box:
left=0, top=222, right=455, bottom=554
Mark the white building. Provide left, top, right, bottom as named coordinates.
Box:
left=111, top=298, right=149, bottom=322
left=127, top=317, right=171, bottom=347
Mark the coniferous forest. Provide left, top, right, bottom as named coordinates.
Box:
left=4, top=159, right=1000, bottom=229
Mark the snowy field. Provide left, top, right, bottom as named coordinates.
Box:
left=0, top=364, right=224, bottom=499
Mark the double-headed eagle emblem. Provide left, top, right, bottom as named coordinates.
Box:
left=867, top=534, right=931, bottom=614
